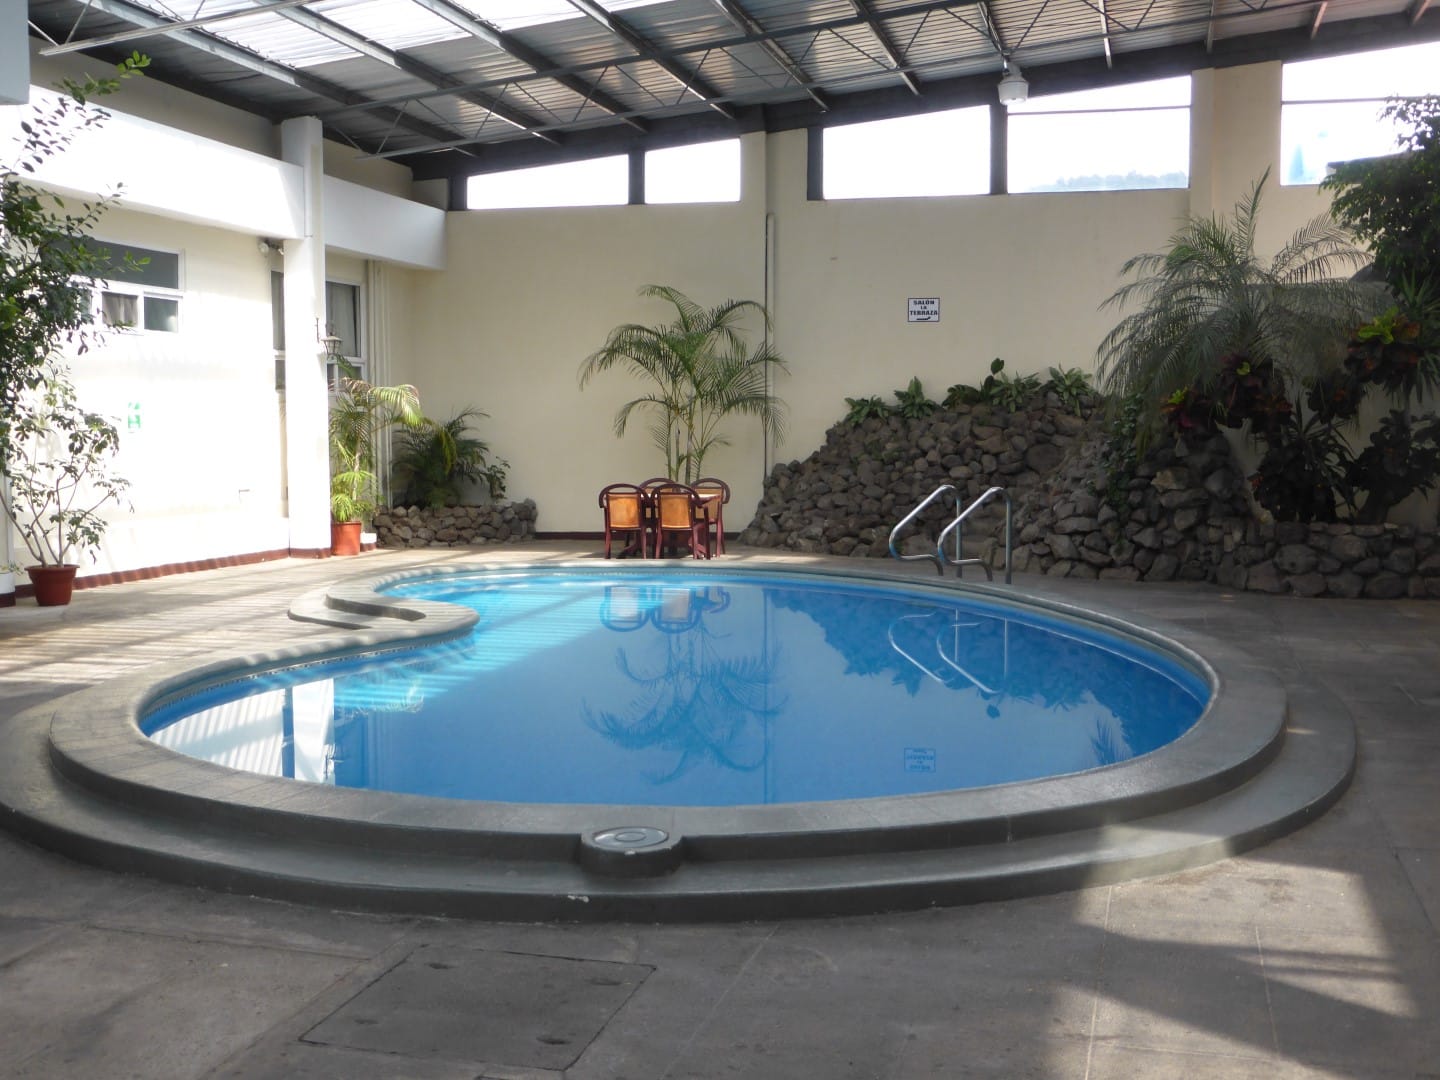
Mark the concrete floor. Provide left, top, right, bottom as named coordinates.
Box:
left=0, top=543, right=1436, bottom=1080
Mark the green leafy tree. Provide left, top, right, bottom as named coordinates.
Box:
left=1096, top=172, right=1379, bottom=432
left=579, top=285, right=788, bottom=484
left=1, top=53, right=147, bottom=464
left=1323, top=96, right=1440, bottom=297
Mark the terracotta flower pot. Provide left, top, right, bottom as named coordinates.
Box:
left=27, top=564, right=79, bottom=607
left=331, top=520, right=363, bottom=557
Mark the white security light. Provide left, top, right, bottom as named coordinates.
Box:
left=998, top=65, right=1029, bottom=106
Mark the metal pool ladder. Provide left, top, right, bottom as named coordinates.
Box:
left=888, top=484, right=1013, bottom=583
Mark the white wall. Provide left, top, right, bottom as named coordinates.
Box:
left=405, top=132, right=771, bottom=533
left=401, top=62, right=1327, bottom=533
left=23, top=209, right=292, bottom=576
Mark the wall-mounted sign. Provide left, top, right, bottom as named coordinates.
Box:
left=907, top=297, right=940, bottom=323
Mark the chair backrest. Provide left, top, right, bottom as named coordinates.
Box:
left=599, top=483, right=644, bottom=529
left=653, top=484, right=699, bottom=530
left=694, top=477, right=730, bottom=503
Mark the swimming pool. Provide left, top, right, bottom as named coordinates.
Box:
left=0, top=557, right=1348, bottom=920
left=143, top=571, right=1209, bottom=807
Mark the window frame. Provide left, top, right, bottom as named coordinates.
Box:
left=92, top=240, right=183, bottom=334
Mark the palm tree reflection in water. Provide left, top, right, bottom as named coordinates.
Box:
left=587, top=584, right=783, bottom=784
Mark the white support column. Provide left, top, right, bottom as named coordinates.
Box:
left=1, top=0, right=28, bottom=106
left=280, top=116, right=332, bottom=555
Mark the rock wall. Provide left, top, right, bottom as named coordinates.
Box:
left=737, top=396, right=1094, bottom=558
left=738, top=400, right=1440, bottom=599
left=374, top=500, right=537, bottom=549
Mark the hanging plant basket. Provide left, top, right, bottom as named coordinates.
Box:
left=27, top=565, right=79, bottom=607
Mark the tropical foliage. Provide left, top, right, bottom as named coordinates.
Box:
left=390, top=407, right=509, bottom=508
left=1095, top=172, right=1378, bottom=423
left=892, top=376, right=938, bottom=419
left=579, top=285, right=787, bottom=485
left=329, top=374, right=426, bottom=523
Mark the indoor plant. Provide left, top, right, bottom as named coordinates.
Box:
left=390, top=407, right=508, bottom=508
left=328, top=372, right=426, bottom=555
left=1, top=367, right=130, bottom=604
left=579, top=285, right=788, bottom=485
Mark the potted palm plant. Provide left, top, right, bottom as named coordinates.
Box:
left=2, top=367, right=130, bottom=605
left=328, top=372, right=426, bottom=556
left=579, top=285, right=788, bottom=485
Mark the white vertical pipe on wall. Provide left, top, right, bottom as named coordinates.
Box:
left=280, top=116, right=332, bottom=554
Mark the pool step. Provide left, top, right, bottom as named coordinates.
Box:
left=0, top=689, right=1353, bottom=922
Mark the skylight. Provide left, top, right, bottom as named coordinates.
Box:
left=123, top=0, right=674, bottom=69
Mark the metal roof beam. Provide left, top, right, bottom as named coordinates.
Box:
left=1099, top=0, right=1114, bottom=66
left=64, top=0, right=467, bottom=150
left=704, top=0, right=828, bottom=110
left=975, top=0, right=1009, bottom=57
left=1205, top=0, right=1218, bottom=51
left=406, top=0, right=645, bottom=131
left=564, top=0, right=737, bottom=119
left=320, top=0, right=991, bottom=121
left=1310, top=0, right=1328, bottom=38
left=39, top=0, right=313, bottom=56
left=258, top=2, right=559, bottom=142
left=848, top=0, right=920, bottom=94
left=1410, top=0, right=1431, bottom=24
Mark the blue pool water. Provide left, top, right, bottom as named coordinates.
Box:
left=143, top=571, right=1209, bottom=807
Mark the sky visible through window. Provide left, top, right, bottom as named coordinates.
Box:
left=467, top=155, right=629, bottom=209
left=1009, top=77, right=1190, bottom=193
left=645, top=140, right=741, bottom=204
left=1281, top=41, right=1440, bottom=185
left=824, top=107, right=991, bottom=199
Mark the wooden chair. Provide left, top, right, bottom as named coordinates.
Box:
left=694, top=477, right=730, bottom=555
left=598, top=483, right=646, bottom=558
left=651, top=483, right=711, bottom=559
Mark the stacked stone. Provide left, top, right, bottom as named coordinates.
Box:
left=737, top=393, right=1094, bottom=559
left=373, top=499, right=537, bottom=548
left=1226, top=522, right=1440, bottom=599
left=1001, top=431, right=1251, bottom=584
left=736, top=398, right=1440, bottom=599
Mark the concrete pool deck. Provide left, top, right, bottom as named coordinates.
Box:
left=1, top=543, right=1437, bottom=1078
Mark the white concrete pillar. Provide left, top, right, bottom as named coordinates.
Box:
left=280, top=116, right=332, bottom=555
left=1, top=0, right=29, bottom=106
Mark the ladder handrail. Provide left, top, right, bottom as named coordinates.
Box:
left=887, top=484, right=959, bottom=576
left=935, top=486, right=1013, bottom=585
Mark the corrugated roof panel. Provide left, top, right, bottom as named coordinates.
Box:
left=201, top=10, right=360, bottom=67
left=308, top=0, right=472, bottom=51
left=453, top=0, right=587, bottom=31
left=405, top=36, right=541, bottom=83
left=621, top=0, right=743, bottom=48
